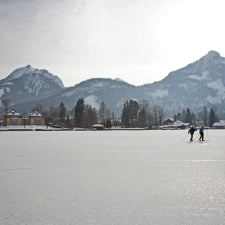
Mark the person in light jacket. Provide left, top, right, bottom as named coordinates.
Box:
left=199, top=125, right=206, bottom=141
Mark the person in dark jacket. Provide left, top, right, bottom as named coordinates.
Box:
left=188, top=126, right=197, bottom=141
left=199, top=125, right=206, bottom=141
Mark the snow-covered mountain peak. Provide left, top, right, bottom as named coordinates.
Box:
left=3, top=65, right=64, bottom=88
left=4, top=65, right=35, bottom=82
left=0, top=65, right=65, bottom=104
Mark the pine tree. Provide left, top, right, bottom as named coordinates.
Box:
left=92, top=108, right=98, bottom=125
left=173, top=114, right=177, bottom=121
left=176, top=112, right=181, bottom=121
left=84, top=105, right=98, bottom=128
left=121, top=100, right=139, bottom=127
left=99, top=102, right=106, bottom=125
left=58, top=102, right=66, bottom=126
left=191, top=112, right=196, bottom=125
left=185, top=107, right=192, bottom=124
left=202, top=106, right=209, bottom=126
left=138, top=108, right=147, bottom=127
left=105, top=118, right=112, bottom=128
left=121, top=101, right=130, bottom=127
left=181, top=110, right=187, bottom=122
left=75, top=98, right=85, bottom=127
left=128, top=100, right=139, bottom=127
left=209, top=108, right=219, bottom=127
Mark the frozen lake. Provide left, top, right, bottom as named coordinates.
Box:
left=1, top=130, right=225, bottom=225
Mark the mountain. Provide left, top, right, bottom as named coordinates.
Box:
left=141, top=50, right=225, bottom=116
left=114, top=78, right=127, bottom=83
left=1, top=51, right=225, bottom=118
left=12, top=78, right=141, bottom=117
left=0, top=65, right=64, bottom=105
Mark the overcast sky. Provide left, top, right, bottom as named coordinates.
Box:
left=1, top=0, right=225, bottom=87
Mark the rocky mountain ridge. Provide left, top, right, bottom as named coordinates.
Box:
left=0, top=65, right=64, bottom=105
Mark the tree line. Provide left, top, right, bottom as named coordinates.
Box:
left=29, top=99, right=112, bottom=128
left=2, top=98, right=220, bottom=128
left=121, top=100, right=165, bottom=128
left=174, top=106, right=219, bottom=127
left=29, top=99, right=165, bottom=128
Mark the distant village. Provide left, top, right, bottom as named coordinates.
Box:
left=159, top=118, right=225, bottom=130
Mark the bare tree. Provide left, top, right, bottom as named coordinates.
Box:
left=49, top=106, right=58, bottom=124
left=158, top=106, right=165, bottom=126
left=31, top=103, right=43, bottom=113
left=152, top=105, right=158, bottom=127
left=147, top=109, right=154, bottom=128
left=139, top=100, right=149, bottom=111
left=2, top=100, right=11, bottom=126
left=99, top=102, right=106, bottom=125
left=197, top=106, right=209, bottom=126
left=84, top=104, right=98, bottom=128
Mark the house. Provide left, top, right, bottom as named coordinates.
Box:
left=92, top=124, right=104, bottom=130
left=44, top=116, right=54, bottom=126
left=4, top=109, right=21, bottom=125
left=159, top=126, right=175, bottom=130
left=195, top=121, right=207, bottom=127
left=162, top=118, right=174, bottom=125
left=28, top=111, right=45, bottom=125
left=173, top=120, right=189, bottom=129
left=159, top=120, right=189, bottom=130
left=3, top=109, right=45, bottom=126
left=213, top=120, right=225, bottom=129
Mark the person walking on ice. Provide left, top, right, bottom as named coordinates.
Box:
left=199, top=125, right=206, bottom=141
left=188, top=126, right=197, bottom=141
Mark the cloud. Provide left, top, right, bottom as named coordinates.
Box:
left=1, top=0, right=225, bottom=87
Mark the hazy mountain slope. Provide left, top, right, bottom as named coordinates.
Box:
left=13, top=78, right=141, bottom=117
left=141, top=51, right=225, bottom=115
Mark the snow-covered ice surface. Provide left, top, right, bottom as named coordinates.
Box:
left=1, top=130, right=225, bottom=225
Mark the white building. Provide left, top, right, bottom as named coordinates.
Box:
left=213, top=120, right=225, bottom=129
left=159, top=120, right=189, bottom=130
left=173, top=120, right=189, bottom=128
